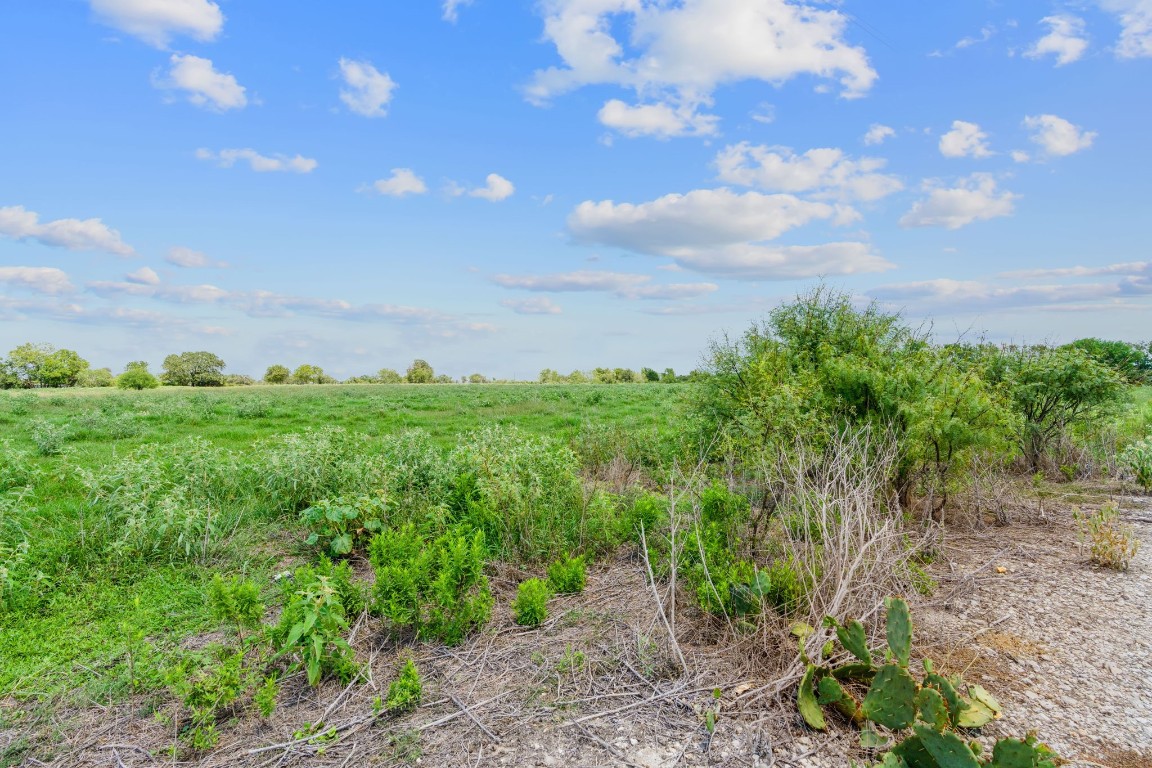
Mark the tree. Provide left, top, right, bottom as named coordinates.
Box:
left=292, top=364, right=325, bottom=384
left=264, top=364, right=291, bottom=384
left=1, top=343, right=89, bottom=388
left=117, top=362, right=160, bottom=390
left=78, top=367, right=115, bottom=388
left=660, top=367, right=678, bottom=383
left=468, top=373, right=489, bottom=384
left=1063, top=338, right=1152, bottom=384
left=567, top=369, right=589, bottom=384
left=39, top=348, right=90, bottom=387
left=641, top=367, right=660, bottom=383
left=538, top=368, right=562, bottom=384
left=377, top=368, right=404, bottom=384
left=613, top=367, right=637, bottom=383
left=406, top=359, right=434, bottom=384
left=162, top=351, right=226, bottom=387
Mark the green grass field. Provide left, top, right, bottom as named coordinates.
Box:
left=0, top=383, right=690, bottom=708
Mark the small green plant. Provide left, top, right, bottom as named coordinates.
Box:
left=273, top=566, right=360, bottom=686
left=514, top=578, right=551, bottom=627
left=1121, top=436, right=1152, bottom=493
left=301, top=494, right=387, bottom=556
left=207, top=575, right=264, bottom=639
left=1073, top=502, right=1140, bottom=571
left=796, top=597, right=1059, bottom=768
left=386, top=658, right=423, bottom=713
left=369, top=523, right=493, bottom=645
left=546, top=554, right=586, bottom=594
left=120, top=595, right=149, bottom=692
left=254, top=675, right=278, bottom=717
left=166, top=648, right=246, bottom=751
left=28, top=418, right=68, bottom=456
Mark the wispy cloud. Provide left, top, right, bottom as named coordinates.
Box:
left=0, top=205, right=134, bottom=256
left=196, top=148, right=318, bottom=173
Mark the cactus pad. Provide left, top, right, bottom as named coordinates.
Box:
left=924, top=672, right=964, bottom=727
left=885, top=597, right=912, bottom=668
left=797, top=664, right=826, bottom=730
left=817, top=675, right=847, bottom=705
left=861, top=664, right=918, bottom=730
left=836, top=619, right=873, bottom=666
left=914, top=724, right=981, bottom=768
left=957, top=684, right=1001, bottom=729
left=916, top=687, right=950, bottom=732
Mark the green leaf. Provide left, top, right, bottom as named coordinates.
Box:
left=305, top=533, right=320, bottom=546
left=797, top=665, right=826, bottom=730
left=331, top=534, right=353, bottom=555
left=816, top=676, right=846, bottom=705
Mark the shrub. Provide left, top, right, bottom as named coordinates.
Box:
left=165, top=648, right=246, bottom=750
left=370, top=523, right=492, bottom=645
left=1121, top=436, right=1152, bottom=493
left=252, top=428, right=385, bottom=515
left=29, top=418, right=68, bottom=456
left=386, top=658, right=423, bottom=713
left=546, top=554, right=586, bottom=594
left=0, top=439, right=40, bottom=493
left=117, top=367, right=160, bottom=390
left=301, top=494, right=387, bottom=556
left=513, top=578, right=551, bottom=627
left=623, top=492, right=667, bottom=543
left=1073, top=502, right=1140, bottom=571
left=207, top=575, right=264, bottom=636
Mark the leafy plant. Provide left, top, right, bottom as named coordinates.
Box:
left=370, top=523, right=493, bottom=645
left=207, top=574, right=264, bottom=639
left=166, top=648, right=246, bottom=750
left=1073, top=502, right=1140, bottom=571
left=1121, top=436, right=1152, bottom=493
left=514, top=578, right=551, bottom=627
left=386, top=658, right=423, bottom=713
left=301, top=494, right=387, bottom=556
left=254, top=675, right=279, bottom=717
left=796, top=597, right=1059, bottom=768
left=272, top=565, right=360, bottom=686
left=29, top=418, right=68, bottom=456
left=547, top=554, right=587, bottom=594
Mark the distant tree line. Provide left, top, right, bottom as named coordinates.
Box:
left=4, top=339, right=1151, bottom=391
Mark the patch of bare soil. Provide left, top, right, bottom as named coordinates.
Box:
left=8, top=493, right=1150, bottom=768
left=917, top=493, right=1152, bottom=768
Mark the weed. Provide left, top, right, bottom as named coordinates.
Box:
left=1073, top=502, right=1140, bottom=570
left=273, top=564, right=360, bottom=686
left=514, top=578, right=551, bottom=627
left=207, top=575, right=264, bottom=639
left=254, top=675, right=278, bottom=717
left=1121, top=436, right=1152, bottom=492
left=386, top=658, right=422, bottom=713
left=546, top=554, right=586, bottom=594
left=28, top=419, right=67, bottom=456
left=301, top=494, right=386, bottom=556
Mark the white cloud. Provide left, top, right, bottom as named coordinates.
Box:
left=1025, top=15, right=1089, bottom=65
left=0, top=205, right=134, bottom=256
left=499, top=297, right=563, bottom=314
left=1098, top=0, right=1152, bottom=59
left=527, top=0, right=877, bottom=136
left=126, top=266, right=160, bottom=285
left=863, top=124, right=896, bottom=146
left=0, top=267, right=75, bottom=295
left=371, top=168, right=428, bottom=197
left=566, top=188, right=889, bottom=279
left=1023, top=114, right=1096, bottom=157
left=597, top=99, right=718, bottom=138
left=155, top=54, right=246, bottom=111
left=338, top=58, right=396, bottom=117
left=195, top=148, right=318, bottom=173
left=1011, top=150, right=1031, bottom=163
left=999, top=260, right=1149, bottom=279
left=714, top=143, right=902, bottom=202
left=955, top=24, right=997, bottom=50
left=870, top=271, right=1151, bottom=313
left=939, top=120, right=993, bottom=158
left=493, top=270, right=718, bottom=300
left=90, top=0, right=224, bottom=47
left=899, top=174, right=1017, bottom=230
left=442, top=0, right=473, bottom=22
left=469, top=173, right=515, bottom=202
left=166, top=246, right=225, bottom=268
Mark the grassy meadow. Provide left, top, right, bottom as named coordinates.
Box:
left=0, top=384, right=689, bottom=710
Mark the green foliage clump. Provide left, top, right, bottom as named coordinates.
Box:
left=514, top=578, right=551, bottom=627
left=162, top=351, right=226, bottom=387
left=623, top=492, right=667, bottom=543
left=301, top=494, right=387, bottom=556
left=1073, top=502, right=1140, bottom=571
left=166, top=648, right=246, bottom=751
left=797, top=598, right=1058, bottom=768
left=546, top=554, right=587, bottom=594
left=369, top=523, right=492, bottom=645
left=254, top=675, right=279, bottom=718
left=272, top=559, right=362, bottom=686
left=386, top=658, right=423, bottom=713
left=117, top=362, right=160, bottom=390
left=28, top=418, right=68, bottom=456
left=1121, top=436, right=1152, bottom=492
left=207, top=574, right=264, bottom=635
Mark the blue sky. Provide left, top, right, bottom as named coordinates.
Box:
left=1, top=1, right=1150, bottom=379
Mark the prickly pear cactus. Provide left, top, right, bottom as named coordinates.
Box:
left=914, top=724, right=982, bottom=768
left=837, top=618, right=873, bottom=666
left=861, top=664, right=918, bottom=730
left=797, top=664, right=826, bottom=730
left=885, top=597, right=912, bottom=668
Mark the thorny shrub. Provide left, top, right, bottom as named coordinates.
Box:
left=1073, top=502, right=1140, bottom=571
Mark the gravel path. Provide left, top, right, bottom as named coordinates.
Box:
left=918, top=495, right=1152, bottom=767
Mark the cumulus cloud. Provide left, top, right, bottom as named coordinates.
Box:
left=899, top=174, right=1018, bottom=230
left=528, top=0, right=877, bottom=137
left=597, top=99, right=719, bottom=138
left=338, top=58, right=396, bottom=117
left=370, top=168, right=428, bottom=197
left=714, top=143, right=903, bottom=201
left=90, top=0, right=224, bottom=47
left=442, top=0, right=473, bottom=22
left=155, top=53, right=246, bottom=111
left=493, top=270, right=718, bottom=300
left=195, top=148, right=318, bottom=173
left=566, top=188, right=889, bottom=279
left=166, top=246, right=225, bottom=268
left=1098, top=0, right=1152, bottom=59
left=125, top=266, right=160, bottom=285
left=0, top=205, right=134, bottom=256
left=1025, top=15, right=1089, bottom=65
left=939, top=120, right=993, bottom=158
left=499, top=297, right=563, bottom=314
left=0, top=266, right=75, bottom=295
left=468, top=173, right=515, bottom=202
left=863, top=124, right=896, bottom=146
left=1023, top=114, right=1097, bottom=157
